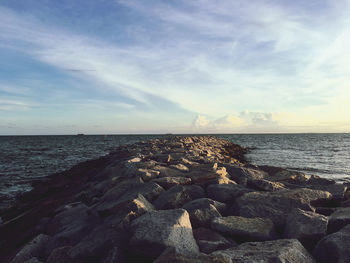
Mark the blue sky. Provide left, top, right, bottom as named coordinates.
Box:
left=1, top=0, right=350, bottom=134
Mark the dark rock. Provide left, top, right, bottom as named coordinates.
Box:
left=11, top=234, right=50, bottom=263
left=235, top=188, right=332, bottom=228
left=315, top=207, right=337, bottom=216
left=309, top=184, right=347, bottom=202
left=101, top=247, right=127, bottom=263
left=23, top=258, right=42, bottom=263
left=183, top=198, right=226, bottom=215
left=314, top=224, right=350, bottom=263
left=46, top=247, right=72, bottom=263
left=308, top=175, right=336, bottom=186
left=211, top=216, right=277, bottom=242
left=283, top=208, right=328, bottom=250
left=153, top=247, right=232, bottom=263
left=193, top=228, right=234, bottom=254
left=129, top=209, right=199, bottom=258
left=153, top=185, right=205, bottom=210
left=67, top=224, right=126, bottom=262
left=212, top=239, right=315, bottom=263
left=327, top=207, right=350, bottom=233
left=207, top=184, right=251, bottom=203
left=152, top=177, right=192, bottom=190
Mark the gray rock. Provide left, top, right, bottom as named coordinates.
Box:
left=235, top=188, right=332, bottom=228
left=212, top=239, right=315, bottom=263
left=129, top=209, right=199, bottom=258
left=193, top=228, right=235, bottom=254
left=207, top=184, right=252, bottom=203
left=101, top=247, right=127, bottom=263
left=153, top=185, right=205, bottom=210
left=67, top=224, right=126, bottom=262
left=152, top=177, right=192, bottom=190
left=136, top=168, right=160, bottom=181
left=95, top=193, right=154, bottom=218
left=170, top=163, right=190, bottom=172
left=211, top=216, right=277, bottom=242
left=224, top=165, right=267, bottom=185
left=183, top=198, right=226, bottom=215
left=11, top=234, right=50, bottom=263
left=186, top=204, right=222, bottom=228
left=284, top=208, right=328, bottom=249
left=309, top=184, right=347, bottom=202
left=327, top=207, right=350, bottom=233
left=23, top=258, right=42, bottom=263
left=46, top=247, right=72, bottom=263
left=314, top=224, right=350, bottom=263
left=153, top=165, right=184, bottom=177
left=247, top=178, right=285, bottom=191
left=154, top=248, right=232, bottom=263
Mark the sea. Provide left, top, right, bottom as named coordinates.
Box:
left=0, top=133, right=349, bottom=206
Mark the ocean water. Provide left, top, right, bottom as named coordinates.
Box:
left=0, top=134, right=349, bottom=204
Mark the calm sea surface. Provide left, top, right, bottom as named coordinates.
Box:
left=0, top=134, right=349, bottom=203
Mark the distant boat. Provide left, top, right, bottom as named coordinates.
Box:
left=77, top=133, right=85, bottom=136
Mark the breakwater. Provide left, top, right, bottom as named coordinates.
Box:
left=0, top=136, right=349, bottom=262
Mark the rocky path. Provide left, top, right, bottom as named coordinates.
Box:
left=1, top=136, right=350, bottom=262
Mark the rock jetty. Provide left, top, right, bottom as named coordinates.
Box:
left=0, top=136, right=349, bottom=262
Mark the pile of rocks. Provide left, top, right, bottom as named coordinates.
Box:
left=1, top=136, right=350, bottom=263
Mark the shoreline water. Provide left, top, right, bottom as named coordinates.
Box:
left=0, top=136, right=349, bottom=262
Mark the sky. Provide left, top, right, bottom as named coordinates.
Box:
left=1, top=0, right=350, bottom=135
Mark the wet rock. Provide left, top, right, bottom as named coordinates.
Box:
left=327, top=207, right=350, bottom=233
left=283, top=208, right=328, bottom=250
left=153, top=185, right=205, bottom=210
left=11, top=234, right=50, bottom=263
left=247, top=178, right=285, bottom=191
left=129, top=209, right=199, bottom=258
left=235, top=188, right=332, bottom=228
left=211, top=216, right=277, bottom=242
left=154, top=248, right=232, bottom=263
left=212, top=239, right=315, bottom=263
left=207, top=184, right=252, bottom=203
left=152, top=177, right=192, bottom=190
left=46, top=247, right=72, bottom=263
left=314, top=224, right=350, bottom=263
left=193, top=228, right=236, bottom=254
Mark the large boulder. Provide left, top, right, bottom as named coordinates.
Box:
left=11, top=234, right=51, bottom=263
left=46, top=247, right=72, bottom=263
left=224, top=165, right=267, bottom=185
left=314, top=224, right=350, bottom=263
left=207, top=184, right=252, bottom=203
left=283, top=208, right=328, bottom=250
left=211, top=216, right=277, bottom=242
left=193, top=228, right=234, bottom=254
left=309, top=184, right=347, bottom=202
left=327, top=207, right=350, bottom=233
left=152, top=177, right=192, bottom=190
left=247, top=178, right=285, bottom=191
left=235, top=188, right=332, bottom=228
left=153, top=185, right=205, bottom=210
left=183, top=198, right=226, bottom=215
left=129, top=209, right=199, bottom=258
left=212, top=239, right=315, bottom=263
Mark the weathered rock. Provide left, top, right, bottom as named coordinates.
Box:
left=309, top=184, right=347, bottom=202
left=46, top=203, right=99, bottom=248
left=153, top=185, right=205, bottom=210
left=129, top=209, right=199, bottom=258
left=211, top=216, right=277, bottom=242
left=283, top=208, right=328, bottom=249
left=212, top=239, right=315, bottom=263
left=23, top=258, right=42, bottom=263
left=235, top=188, right=332, bottom=228
left=11, top=234, right=51, bottom=263
left=152, top=177, right=192, bottom=190
left=270, top=170, right=311, bottom=184
left=314, top=224, right=350, bottom=263
left=308, top=175, right=336, bottom=186
left=95, top=193, right=154, bottom=218
left=183, top=198, right=226, bottom=215
left=193, top=228, right=235, bottom=254
left=46, top=247, right=72, bottom=263
left=207, top=184, right=252, bottom=203
left=186, top=204, right=222, bottom=228
left=153, top=165, right=184, bottom=177
left=327, top=207, right=350, bottom=233
left=224, top=165, right=266, bottom=185
left=67, top=224, right=126, bottom=262
left=247, top=178, right=285, bottom=191
left=101, top=247, right=127, bottom=263
left=154, top=248, right=232, bottom=263
left=136, top=168, right=160, bottom=181
left=170, top=163, right=190, bottom=172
